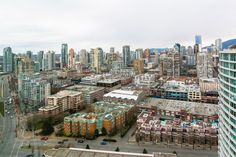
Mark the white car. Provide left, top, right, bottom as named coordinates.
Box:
left=10, top=116, right=13, bottom=119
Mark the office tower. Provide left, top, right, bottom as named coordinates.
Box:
left=180, top=46, right=186, bottom=55
left=79, top=49, right=88, bottom=66
left=105, top=53, right=113, bottom=69
left=187, top=46, right=194, bottom=55
left=26, top=51, right=32, bottom=59
left=61, top=43, right=68, bottom=68
left=130, top=51, right=136, bottom=63
left=42, top=51, right=55, bottom=71
left=135, top=48, right=143, bottom=59
left=47, top=51, right=55, bottom=70
left=215, top=38, right=223, bottom=51
left=14, top=55, right=34, bottom=75
left=186, top=55, right=196, bottom=66
left=3, top=47, right=13, bottom=73
left=194, top=44, right=201, bottom=64
left=68, top=48, right=76, bottom=69
left=18, top=73, right=51, bottom=111
left=174, top=43, right=181, bottom=53
left=143, top=48, right=151, bottom=58
left=122, top=45, right=131, bottom=67
left=93, top=48, right=103, bottom=73
left=194, top=44, right=201, bottom=54
left=133, top=59, right=144, bottom=74
left=37, top=51, right=44, bottom=70
left=89, top=49, right=94, bottom=67
left=33, top=61, right=40, bottom=73
left=196, top=52, right=213, bottom=78
left=110, top=47, right=115, bottom=54
left=195, top=35, right=202, bottom=45
left=160, top=53, right=180, bottom=77
left=218, top=48, right=236, bottom=157
left=172, top=53, right=180, bottom=77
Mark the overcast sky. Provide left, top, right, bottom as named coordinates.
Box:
left=0, top=0, right=235, bottom=54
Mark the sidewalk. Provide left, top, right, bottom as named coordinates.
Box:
left=0, top=114, right=4, bottom=140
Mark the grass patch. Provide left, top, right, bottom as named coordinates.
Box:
left=21, top=145, right=54, bottom=151
left=0, top=100, right=4, bottom=117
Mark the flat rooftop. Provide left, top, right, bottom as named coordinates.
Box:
left=64, top=101, right=133, bottom=122
left=47, top=90, right=82, bottom=98
left=44, top=148, right=177, bottom=157
left=142, top=98, right=218, bottom=116
left=98, top=79, right=120, bottom=84
left=66, top=85, right=104, bottom=93
left=104, top=89, right=143, bottom=101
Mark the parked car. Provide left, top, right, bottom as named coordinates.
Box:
left=77, top=139, right=84, bottom=143
left=58, top=141, right=64, bottom=144
left=100, top=141, right=107, bottom=145
left=103, top=138, right=117, bottom=142
left=41, top=137, right=48, bottom=140
left=63, top=139, right=69, bottom=142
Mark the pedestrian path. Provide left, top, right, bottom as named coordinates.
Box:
left=0, top=114, right=4, bottom=139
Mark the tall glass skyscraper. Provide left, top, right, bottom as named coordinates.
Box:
left=122, top=45, right=131, bottom=67
left=218, top=48, right=236, bottom=157
left=3, top=47, right=13, bottom=73
left=37, top=51, right=44, bottom=70
left=61, top=43, right=68, bottom=68
left=195, top=35, right=202, bottom=45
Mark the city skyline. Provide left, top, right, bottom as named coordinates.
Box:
left=0, top=0, right=236, bottom=54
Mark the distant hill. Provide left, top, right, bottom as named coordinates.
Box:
left=223, top=39, right=236, bottom=49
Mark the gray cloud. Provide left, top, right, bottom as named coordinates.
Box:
left=0, top=0, right=235, bottom=54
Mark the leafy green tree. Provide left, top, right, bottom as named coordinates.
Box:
left=173, top=150, right=178, bottom=156
left=93, top=98, right=98, bottom=103
left=40, top=120, right=54, bottom=135
left=86, top=144, right=90, bottom=149
left=101, top=127, right=107, bottom=136
left=143, top=148, right=148, bottom=154
left=94, top=129, right=99, bottom=137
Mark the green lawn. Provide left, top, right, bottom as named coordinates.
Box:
left=21, top=145, right=54, bottom=150
left=0, top=100, right=4, bottom=117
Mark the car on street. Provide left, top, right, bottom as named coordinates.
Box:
left=63, top=139, right=69, bottom=142
left=58, top=141, right=64, bottom=144
left=41, top=137, right=48, bottom=140
left=100, top=141, right=107, bottom=145
left=77, top=139, right=84, bottom=143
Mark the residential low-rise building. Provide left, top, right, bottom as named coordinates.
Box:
left=136, top=99, right=219, bottom=149
left=66, top=85, right=105, bottom=105
left=135, top=110, right=218, bottom=149
left=97, top=79, right=121, bottom=92
left=134, top=73, right=157, bottom=88
left=199, top=78, right=219, bottom=93
left=153, top=80, right=201, bottom=102
left=63, top=101, right=135, bottom=137
left=39, top=90, right=84, bottom=115
left=103, top=89, right=146, bottom=105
